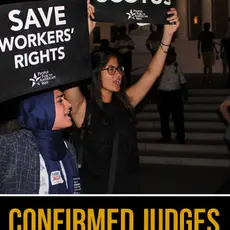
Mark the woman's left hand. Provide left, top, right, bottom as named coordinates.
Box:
left=164, top=8, right=180, bottom=37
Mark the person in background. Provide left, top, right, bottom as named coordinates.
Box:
left=197, top=22, right=219, bottom=85
left=157, top=46, right=187, bottom=144
left=64, top=8, right=180, bottom=194
left=99, top=39, right=110, bottom=52
left=145, top=24, right=177, bottom=104
left=222, top=17, right=230, bottom=83
left=92, top=39, right=112, bottom=54
left=146, top=24, right=164, bottom=57
left=220, top=38, right=228, bottom=79
left=145, top=24, right=164, bottom=104
left=113, top=26, right=135, bottom=87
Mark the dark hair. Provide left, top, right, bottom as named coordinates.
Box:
left=118, top=26, right=127, bottom=35
left=90, top=50, right=133, bottom=111
left=165, top=46, right=177, bottom=65
left=156, top=24, right=164, bottom=32
left=0, top=98, right=21, bottom=134
left=100, top=39, right=109, bottom=48
left=204, top=22, right=210, bottom=30
left=0, top=119, right=21, bottom=134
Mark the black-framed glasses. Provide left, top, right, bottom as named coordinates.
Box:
left=101, top=66, right=124, bottom=75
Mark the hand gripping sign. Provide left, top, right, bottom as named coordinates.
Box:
left=92, top=0, right=172, bottom=24
left=0, top=0, right=90, bottom=103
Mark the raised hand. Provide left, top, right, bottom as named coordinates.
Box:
left=164, top=8, right=180, bottom=37
left=87, top=0, right=96, bottom=34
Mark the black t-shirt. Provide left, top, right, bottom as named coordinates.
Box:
left=81, top=96, right=140, bottom=194
left=198, top=31, right=215, bottom=52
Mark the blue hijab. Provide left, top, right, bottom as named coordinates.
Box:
left=18, top=91, right=81, bottom=194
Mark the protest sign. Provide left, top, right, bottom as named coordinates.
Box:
left=92, top=0, right=172, bottom=24
left=0, top=0, right=90, bottom=103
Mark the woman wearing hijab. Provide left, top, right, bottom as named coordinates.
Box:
left=0, top=90, right=81, bottom=194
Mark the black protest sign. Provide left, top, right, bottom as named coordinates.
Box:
left=0, top=0, right=90, bottom=103
left=92, top=0, right=172, bottom=24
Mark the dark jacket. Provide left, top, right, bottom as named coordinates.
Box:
left=0, top=129, right=78, bottom=194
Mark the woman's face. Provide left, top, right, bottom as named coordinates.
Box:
left=100, top=56, right=123, bottom=93
left=52, top=89, right=72, bottom=130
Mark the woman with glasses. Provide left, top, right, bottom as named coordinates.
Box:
left=64, top=7, right=180, bottom=194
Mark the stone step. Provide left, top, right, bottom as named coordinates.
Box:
left=138, top=143, right=229, bottom=159
left=137, top=112, right=221, bottom=121
left=136, top=121, right=226, bottom=133
left=142, top=104, right=220, bottom=112
left=188, top=89, right=230, bottom=96
left=139, top=156, right=230, bottom=168
left=150, top=96, right=225, bottom=104
left=185, top=96, right=224, bottom=104
left=137, top=131, right=225, bottom=145
left=136, top=89, right=230, bottom=168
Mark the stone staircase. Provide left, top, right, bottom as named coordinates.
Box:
left=136, top=89, right=230, bottom=168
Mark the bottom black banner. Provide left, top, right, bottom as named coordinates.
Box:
left=1, top=195, right=230, bottom=229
